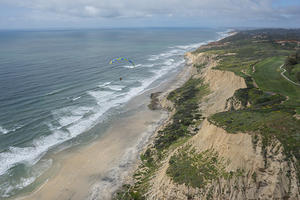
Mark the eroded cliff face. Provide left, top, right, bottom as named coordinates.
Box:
left=190, top=120, right=298, bottom=200
left=185, top=52, right=247, bottom=116
left=146, top=53, right=299, bottom=200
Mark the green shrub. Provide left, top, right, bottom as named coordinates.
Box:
left=167, top=145, right=232, bottom=188
left=155, top=78, right=208, bottom=150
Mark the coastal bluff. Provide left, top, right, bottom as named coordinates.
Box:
left=114, top=30, right=300, bottom=200
left=146, top=52, right=299, bottom=200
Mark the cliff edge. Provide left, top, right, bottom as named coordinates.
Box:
left=114, top=30, right=300, bottom=200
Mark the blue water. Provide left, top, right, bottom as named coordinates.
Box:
left=0, top=28, right=226, bottom=198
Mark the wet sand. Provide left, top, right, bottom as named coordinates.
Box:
left=18, top=61, right=193, bottom=200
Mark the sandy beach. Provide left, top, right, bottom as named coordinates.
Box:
left=16, top=58, right=194, bottom=200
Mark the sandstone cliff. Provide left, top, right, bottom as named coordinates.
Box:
left=146, top=53, right=299, bottom=200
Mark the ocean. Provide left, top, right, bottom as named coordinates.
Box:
left=0, top=28, right=227, bottom=198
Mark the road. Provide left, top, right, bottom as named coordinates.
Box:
left=279, top=64, right=300, bottom=86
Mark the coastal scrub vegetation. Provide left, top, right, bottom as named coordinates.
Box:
left=154, top=78, right=208, bottom=150
left=166, top=145, right=235, bottom=189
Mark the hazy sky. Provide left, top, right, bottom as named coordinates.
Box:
left=0, top=0, right=300, bottom=29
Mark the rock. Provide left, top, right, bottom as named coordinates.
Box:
left=148, top=92, right=162, bottom=110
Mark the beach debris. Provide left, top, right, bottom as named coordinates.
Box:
left=148, top=92, right=162, bottom=110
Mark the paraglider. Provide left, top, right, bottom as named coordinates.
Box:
left=109, top=57, right=135, bottom=81
left=109, top=57, right=135, bottom=68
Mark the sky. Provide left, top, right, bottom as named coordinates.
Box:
left=0, top=0, right=300, bottom=30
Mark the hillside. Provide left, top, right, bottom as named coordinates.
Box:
left=114, top=29, right=300, bottom=200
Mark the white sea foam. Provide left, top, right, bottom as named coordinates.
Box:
left=98, top=84, right=126, bottom=91
left=46, top=87, right=69, bottom=96
left=1, top=177, right=35, bottom=197
left=104, top=85, right=126, bottom=91
left=122, top=65, right=135, bottom=69
left=98, top=82, right=111, bottom=88
left=87, top=91, right=116, bottom=105
left=143, top=64, right=154, bottom=68
left=52, top=106, right=92, bottom=127
left=58, top=115, right=82, bottom=127
left=72, top=96, right=81, bottom=101
left=0, top=93, right=133, bottom=176
left=148, top=54, right=160, bottom=61
left=163, top=58, right=175, bottom=66
left=0, top=159, right=52, bottom=198
left=147, top=41, right=206, bottom=62
left=122, top=64, right=141, bottom=69
left=216, top=29, right=234, bottom=40
left=0, top=106, right=95, bottom=176
left=0, top=125, right=22, bottom=135
left=0, top=147, right=40, bottom=176
left=175, top=42, right=208, bottom=50
left=148, top=51, right=175, bottom=61
left=0, top=126, right=9, bottom=135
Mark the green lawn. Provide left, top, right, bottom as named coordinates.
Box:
left=252, top=57, right=300, bottom=107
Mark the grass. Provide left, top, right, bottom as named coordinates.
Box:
left=252, top=57, right=300, bottom=106
left=113, top=184, right=144, bottom=200
left=166, top=145, right=235, bottom=189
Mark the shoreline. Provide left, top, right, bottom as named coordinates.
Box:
left=18, top=98, right=167, bottom=200
left=112, top=31, right=240, bottom=199
left=14, top=31, right=231, bottom=200
left=120, top=54, right=197, bottom=182
left=16, top=52, right=196, bottom=200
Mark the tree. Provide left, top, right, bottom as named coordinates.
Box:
left=296, top=72, right=300, bottom=83
left=285, top=65, right=294, bottom=75
left=285, top=56, right=297, bottom=66
left=296, top=49, right=300, bottom=62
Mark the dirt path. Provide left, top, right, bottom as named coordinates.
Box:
left=280, top=64, right=300, bottom=86
left=251, top=65, right=259, bottom=88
